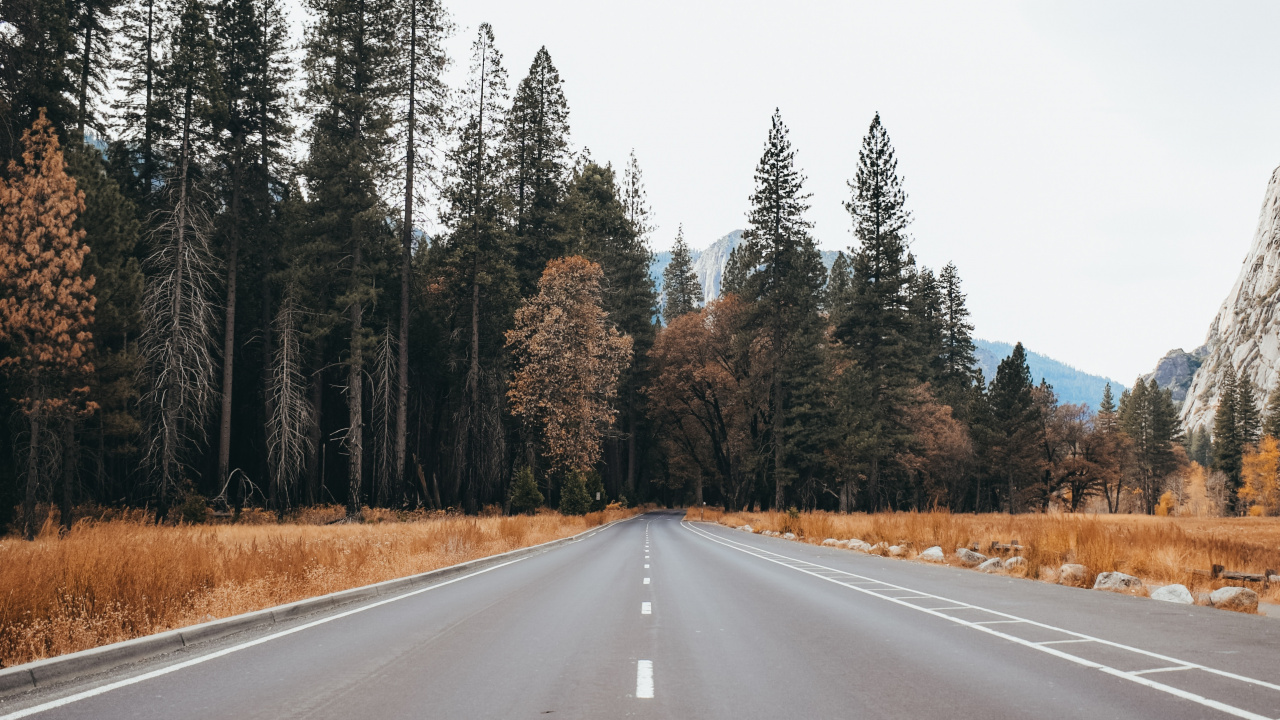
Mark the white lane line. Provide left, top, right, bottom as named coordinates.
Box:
left=1037, top=639, right=1094, bottom=646
left=636, top=660, right=654, bottom=698
left=682, top=521, right=1280, bottom=720
left=2, top=516, right=646, bottom=720
left=641, top=602, right=652, bottom=615
left=644, top=578, right=650, bottom=585
left=1132, top=666, right=1195, bottom=676
left=0, top=556, right=533, bottom=720
left=644, top=564, right=650, bottom=568
left=972, top=620, right=1024, bottom=625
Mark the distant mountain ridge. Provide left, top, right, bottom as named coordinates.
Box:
left=649, top=232, right=1119, bottom=409
left=974, top=339, right=1126, bottom=409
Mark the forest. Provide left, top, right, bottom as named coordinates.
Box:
left=0, top=0, right=1268, bottom=539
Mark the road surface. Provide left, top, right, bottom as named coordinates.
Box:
left=3, top=510, right=1280, bottom=719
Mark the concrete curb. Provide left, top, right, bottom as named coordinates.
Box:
left=0, top=514, right=634, bottom=698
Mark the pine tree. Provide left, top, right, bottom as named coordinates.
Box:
left=110, top=0, right=169, bottom=201
left=1120, top=377, right=1182, bottom=513
left=938, top=262, right=977, bottom=394
left=736, top=110, right=825, bottom=509
left=1235, top=374, right=1262, bottom=448
left=0, top=0, right=77, bottom=161
left=69, top=0, right=122, bottom=141
left=836, top=112, right=914, bottom=509
left=394, top=0, right=449, bottom=507
left=508, top=465, right=543, bottom=514
left=823, top=250, right=852, bottom=321
left=506, top=46, right=571, bottom=295
left=907, top=262, right=944, bottom=384
left=0, top=113, right=98, bottom=538
left=211, top=0, right=291, bottom=493
left=986, top=343, right=1041, bottom=513
left=439, top=23, right=512, bottom=512
left=1213, top=364, right=1243, bottom=509
left=302, top=0, right=401, bottom=514
left=1263, top=387, right=1280, bottom=440
left=662, top=225, right=701, bottom=322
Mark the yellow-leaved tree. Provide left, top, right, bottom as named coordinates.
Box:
left=0, top=111, right=98, bottom=538
left=507, top=256, right=632, bottom=480
left=1240, top=435, right=1280, bottom=516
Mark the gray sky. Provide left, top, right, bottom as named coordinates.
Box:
left=431, top=0, right=1280, bottom=383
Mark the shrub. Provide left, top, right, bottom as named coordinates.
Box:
left=509, top=467, right=544, bottom=515
left=177, top=494, right=209, bottom=524
left=559, top=471, right=592, bottom=516
left=585, top=470, right=606, bottom=512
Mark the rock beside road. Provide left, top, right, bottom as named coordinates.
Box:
left=849, top=540, right=873, bottom=552
left=1150, top=584, right=1194, bottom=604
left=870, top=542, right=890, bottom=556
left=741, top=525, right=753, bottom=533
left=889, top=545, right=907, bottom=557
left=822, top=538, right=839, bottom=546
left=1093, top=572, right=1144, bottom=593
left=782, top=532, right=797, bottom=540
left=919, top=546, right=945, bottom=563
left=1003, top=557, right=1027, bottom=572
left=1058, top=564, right=1089, bottom=587
left=955, top=548, right=987, bottom=567
left=977, top=558, right=1004, bottom=573
left=1210, top=586, right=1259, bottom=613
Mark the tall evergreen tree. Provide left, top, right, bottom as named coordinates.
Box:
left=1235, top=373, right=1261, bottom=448
left=985, top=342, right=1041, bottom=513
left=439, top=23, right=512, bottom=512
left=737, top=110, right=825, bottom=509
left=302, top=0, right=401, bottom=514
left=0, top=0, right=77, bottom=160
left=662, top=225, right=701, bottom=323
left=938, top=262, right=977, bottom=397
left=836, top=112, right=914, bottom=509
left=823, top=251, right=852, bottom=321
left=1119, top=377, right=1182, bottom=513
left=906, top=262, right=944, bottom=384
left=394, top=0, right=449, bottom=506
left=1213, top=364, right=1243, bottom=509
left=110, top=0, right=175, bottom=203
left=68, top=0, right=121, bottom=141
left=506, top=46, right=571, bottom=296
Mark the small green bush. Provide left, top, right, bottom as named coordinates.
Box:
left=585, top=470, right=606, bottom=512
left=509, top=467, right=544, bottom=515
left=177, top=494, right=209, bottom=524
left=558, top=471, right=592, bottom=516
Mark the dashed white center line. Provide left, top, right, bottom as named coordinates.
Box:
left=644, top=564, right=649, bottom=568
left=641, top=602, right=652, bottom=615
left=636, top=660, right=654, bottom=698
left=644, top=578, right=650, bottom=584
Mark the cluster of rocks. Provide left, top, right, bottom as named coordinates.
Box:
left=739, top=525, right=1265, bottom=615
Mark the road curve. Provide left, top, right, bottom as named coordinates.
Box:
left=3, top=510, right=1280, bottom=719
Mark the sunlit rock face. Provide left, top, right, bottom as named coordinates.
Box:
left=1181, top=165, right=1280, bottom=432
left=1144, top=347, right=1204, bottom=404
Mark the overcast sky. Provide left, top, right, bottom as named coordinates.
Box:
left=423, top=0, right=1280, bottom=384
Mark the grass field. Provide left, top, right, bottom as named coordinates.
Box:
left=0, top=507, right=637, bottom=667
left=691, top=508, right=1280, bottom=605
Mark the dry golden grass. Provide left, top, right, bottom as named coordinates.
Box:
left=0, top=507, right=638, bottom=667
left=690, top=508, right=1280, bottom=605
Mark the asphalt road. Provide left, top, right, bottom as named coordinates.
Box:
left=5, top=510, right=1280, bottom=719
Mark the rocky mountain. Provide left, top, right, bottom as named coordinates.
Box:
left=651, top=229, right=838, bottom=305
left=974, top=339, right=1126, bottom=409
left=1171, top=165, right=1280, bottom=432
left=1142, top=347, right=1205, bottom=403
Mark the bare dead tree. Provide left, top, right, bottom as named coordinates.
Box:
left=370, top=326, right=397, bottom=506
left=265, top=294, right=314, bottom=516
left=138, top=190, right=219, bottom=508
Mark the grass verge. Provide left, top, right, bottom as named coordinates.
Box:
left=0, top=507, right=637, bottom=667
left=688, top=508, right=1280, bottom=605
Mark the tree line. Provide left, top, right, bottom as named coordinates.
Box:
left=0, top=0, right=1246, bottom=533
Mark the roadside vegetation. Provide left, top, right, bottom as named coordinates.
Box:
left=0, top=507, right=636, bottom=667
left=692, top=508, right=1280, bottom=604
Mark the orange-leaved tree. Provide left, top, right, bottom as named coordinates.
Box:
left=1240, top=435, right=1280, bottom=515
left=506, top=256, right=632, bottom=477
left=0, top=111, right=98, bottom=539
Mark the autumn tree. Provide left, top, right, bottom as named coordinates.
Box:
left=0, top=112, right=97, bottom=538
left=1240, top=436, right=1280, bottom=515
left=506, top=256, right=632, bottom=476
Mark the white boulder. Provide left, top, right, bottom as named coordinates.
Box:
left=1150, top=584, right=1194, bottom=604
left=919, top=546, right=945, bottom=563
left=888, top=545, right=907, bottom=557
left=821, top=538, right=839, bottom=547
left=977, top=558, right=1004, bottom=573
left=955, top=548, right=987, bottom=567
left=1093, top=572, right=1144, bottom=593
left=1058, top=564, right=1089, bottom=588
left=782, top=532, right=797, bottom=540
left=1003, top=556, right=1028, bottom=572
left=741, top=525, right=754, bottom=533
left=1210, top=586, right=1259, bottom=613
